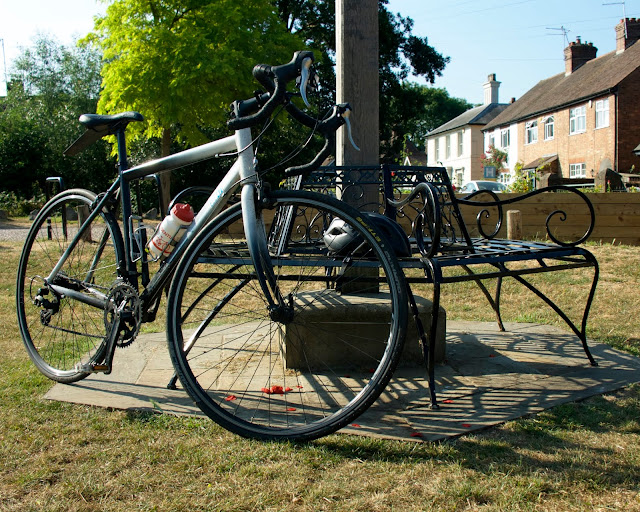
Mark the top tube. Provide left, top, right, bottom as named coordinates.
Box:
left=122, top=134, right=238, bottom=182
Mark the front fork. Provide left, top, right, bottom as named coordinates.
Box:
left=240, top=183, right=293, bottom=323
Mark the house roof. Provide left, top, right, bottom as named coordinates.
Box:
left=484, top=42, right=640, bottom=130
left=427, top=103, right=510, bottom=137
left=522, top=155, right=558, bottom=170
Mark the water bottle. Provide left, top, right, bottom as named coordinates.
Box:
left=147, top=203, right=194, bottom=260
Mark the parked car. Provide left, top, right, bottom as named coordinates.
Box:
left=458, top=181, right=507, bottom=194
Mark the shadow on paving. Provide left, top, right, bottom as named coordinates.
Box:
left=45, top=321, right=640, bottom=442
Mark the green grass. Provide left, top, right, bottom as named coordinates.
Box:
left=2, top=240, right=640, bottom=511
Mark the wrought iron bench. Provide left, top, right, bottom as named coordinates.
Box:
left=293, top=164, right=599, bottom=408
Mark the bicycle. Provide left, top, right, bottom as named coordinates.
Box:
left=16, top=51, right=408, bottom=441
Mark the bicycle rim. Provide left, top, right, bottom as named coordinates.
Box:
left=167, top=190, right=408, bottom=441
left=16, top=189, right=124, bottom=383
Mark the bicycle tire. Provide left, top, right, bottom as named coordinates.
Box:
left=16, top=188, right=125, bottom=383
left=166, top=190, right=408, bottom=441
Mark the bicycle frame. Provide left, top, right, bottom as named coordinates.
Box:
left=45, top=126, right=278, bottom=314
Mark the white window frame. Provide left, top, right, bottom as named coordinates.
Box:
left=457, top=130, right=463, bottom=157
left=595, top=99, right=609, bottom=129
left=569, top=105, right=586, bottom=134
left=500, top=129, right=510, bottom=148
left=544, top=116, right=554, bottom=140
left=445, top=134, right=451, bottom=159
left=569, top=163, right=587, bottom=178
left=525, top=120, right=538, bottom=144
left=434, top=138, right=440, bottom=162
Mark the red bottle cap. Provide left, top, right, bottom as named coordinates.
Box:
left=171, top=203, right=194, bottom=223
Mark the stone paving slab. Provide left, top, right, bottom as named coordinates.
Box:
left=45, top=321, right=640, bottom=442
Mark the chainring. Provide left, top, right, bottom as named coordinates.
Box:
left=104, top=280, right=142, bottom=348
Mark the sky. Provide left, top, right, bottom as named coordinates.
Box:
left=1, top=0, right=640, bottom=103
left=387, top=0, right=640, bottom=104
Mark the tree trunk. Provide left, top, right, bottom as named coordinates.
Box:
left=158, top=127, right=172, bottom=215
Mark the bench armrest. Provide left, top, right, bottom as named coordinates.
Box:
left=387, top=182, right=442, bottom=257
left=456, top=186, right=595, bottom=246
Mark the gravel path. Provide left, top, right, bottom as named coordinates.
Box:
left=0, top=221, right=31, bottom=242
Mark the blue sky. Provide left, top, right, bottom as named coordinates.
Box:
left=2, top=1, right=640, bottom=103
left=387, top=0, right=640, bottom=104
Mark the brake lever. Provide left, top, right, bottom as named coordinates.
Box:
left=341, top=108, right=360, bottom=151
left=299, top=57, right=313, bottom=108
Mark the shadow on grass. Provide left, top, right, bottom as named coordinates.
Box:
left=315, top=385, right=640, bottom=486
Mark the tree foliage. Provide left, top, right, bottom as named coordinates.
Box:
left=274, top=0, right=451, bottom=160
left=88, top=0, right=303, bottom=149
left=387, top=84, right=472, bottom=151
left=0, top=36, right=114, bottom=199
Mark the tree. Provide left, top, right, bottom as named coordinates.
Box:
left=87, top=0, right=304, bottom=209
left=387, top=84, right=472, bottom=151
left=0, top=36, right=114, bottom=199
left=274, top=0, right=451, bottom=160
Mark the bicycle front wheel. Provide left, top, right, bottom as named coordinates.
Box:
left=16, top=188, right=124, bottom=383
left=167, top=190, right=408, bottom=441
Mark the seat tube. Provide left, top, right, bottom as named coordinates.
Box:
left=115, top=128, right=137, bottom=283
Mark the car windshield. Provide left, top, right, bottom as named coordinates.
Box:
left=479, top=182, right=505, bottom=191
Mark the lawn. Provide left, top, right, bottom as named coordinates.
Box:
left=1, top=237, right=639, bottom=511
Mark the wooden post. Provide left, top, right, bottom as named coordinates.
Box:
left=77, top=205, right=93, bottom=242
left=336, top=0, right=379, bottom=210
left=507, top=210, right=522, bottom=240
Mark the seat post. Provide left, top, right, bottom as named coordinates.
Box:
left=114, top=125, right=130, bottom=174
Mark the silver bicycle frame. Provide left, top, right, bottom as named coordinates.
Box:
left=46, top=127, right=275, bottom=308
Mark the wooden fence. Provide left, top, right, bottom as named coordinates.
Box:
left=457, top=192, right=640, bottom=246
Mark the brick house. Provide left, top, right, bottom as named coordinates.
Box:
left=425, top=75, right=510, bottom=187
left=483, top=18, right=640, bottom=185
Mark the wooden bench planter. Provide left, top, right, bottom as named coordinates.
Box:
left=294, top=165, right=599, bottom=408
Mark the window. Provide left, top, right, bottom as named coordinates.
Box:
left=544, top=116, right=554, bottom=140
left=569, top=163, right=587, bottom=178
left=525, top=120, right=538, bottom=144
left=457, top=131, right=463, bottom=156
left=569, top=105, right=586, bottom=134
left=445, top=134, right=451, bottom=159
left=434, top=138, right=440, bottom=161
left=500, top=129, right=510, bottom=148
left=488, top=134, right=495, bottom=149
left=596, top=99, right=609, bottom=129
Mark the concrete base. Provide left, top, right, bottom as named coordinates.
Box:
left=44, top=321, right=640, bottom=442
left=281, top=291, right=446, bottom=369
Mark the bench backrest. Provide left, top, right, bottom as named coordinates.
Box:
left=293, top=164, right=474, bottom=254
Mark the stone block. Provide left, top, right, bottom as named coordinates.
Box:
left=281, top=290, right=446, bottom=370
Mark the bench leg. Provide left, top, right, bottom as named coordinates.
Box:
left=510, top=258, right=599, bottom=366
left=407, top=286, right=439, bottom=409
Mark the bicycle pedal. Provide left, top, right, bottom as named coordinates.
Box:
left=75, top=362, right=111, bottom=374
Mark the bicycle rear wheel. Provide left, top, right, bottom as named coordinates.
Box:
left=16, top=189, right=124, bottom=383
left=167, top=190, right=408, bottom=441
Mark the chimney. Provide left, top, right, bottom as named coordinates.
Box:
left=616, top=18, right=640, bottom=53
left=483, top=73, right=500, bottom=105
left=564, top=37, right=597, bottom=76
